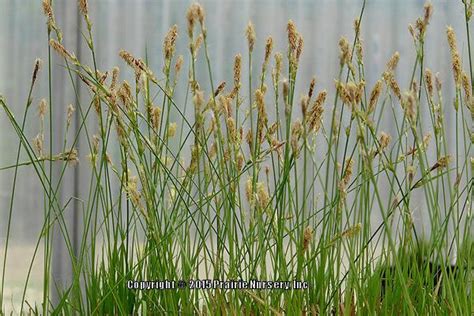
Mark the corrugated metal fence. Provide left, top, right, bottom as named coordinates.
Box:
left=0, top=0, right=469, bottom=311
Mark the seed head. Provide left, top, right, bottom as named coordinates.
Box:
left=338, top=37, right=351, bottom=66
left=193, top=89, right=204, bottom=112
left=246, top=21, right=256, bottom=52
left=264, top=36, right=273, bottom=65
left=209, top=142, right=217, bottom=159
left=296, top=36, right=304, bottom=61
left=163, top=24, right=178, bottom=61
left=31, top=58, right=42, bottom=86
left=308, top=77, right=316, bottom=100
left=49, top=39, right=77, bottom=63
left=341, top=223, right=362, bottom=239
left=255, top=89, right=268, bottom=143
left=221, top=95, right=232, bottom=118
left=38, top=98, right=47, bottom=119
left=67, top=104, right=75, bottom=127
left=233, top=54, right=242, bottom=88
left=126, top=175, right=144, bottom=213
left=273, top=53, right=283, bottom=84
left=335, top=80, right=350, bottom=104
left=186, top=3, right=205, bottom=38
left=92, top=134, right=100, bottom=153
left=245, top=178, right=254, bottom=205
left=337, top=80, right=364, bottom=107
left=33, top=133, right=44, bottom=156
left=268, top=122, right=278, bottom=135
left=402, top=90, right=417, bottom=125
left=355, top=40, right=364, bottom=64
left=226, top=117, right=237, bottom=144
left=42, top=0, right=62, bottom=40
left=167, top=122, right=177, bottom=138
left=407, top=165, right=416, bottom=183
left=368, top=80, right=383, bottom=114
left=119, top=50, right=155, bottom=82
left=175, top=55, right=184, bottom=75
left=193, top=34, right=203, bottom=58
left=115, top=118, right=128, bottom=148
left=447, top=26, right=462, bottom=87
left=117, top=80, right=132, bottom=110
left=57, top=148, right=79, bottom=166
left=338, top=158, right=354, bottom=193
left=236, top=153, right=244, bottom=171
left=303, top=226, right=314, bottom=252
left=308, top=90, right=326, bottom=132
left=384, top=72, right=402, bottom=100
left=256, top=182, right=269, bottom=209
left=150, top=106, right=161, bottom=130
left=386, top=51, right=400, bottom=73
left=195, top=3, right=205, bottom=26
left=430, top=155, right=452, bottom=172
left=287, top=20, right=298, bottom=54
left=187, top=144, right=201, bottom=174
left=214, top=81, right=226, bottom=98
left=379, top=132, right=391, bottom=153
left=435, top=72, right=442, bottom=92
left=422, top=133, right=432, bottom=150
left=353, top=18, right=361, bottom=34
left=110, top=66, right=120, bottom=91
left=291, top=120, right=303, bottom=156
left=78, top=0, right=88, bottom=16
left=300, top=95, right=309, bottom=117
left=42, top=0, right=53, bottom=19
left=423, top=2, right=433, bottom=27
left=282, top=79, right=289, bottom=101
left=425, top=68, right=434, bottom=97
left=462, top=72, right=472, bottom=101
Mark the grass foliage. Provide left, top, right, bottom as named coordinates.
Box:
left=1, top=0, right=474, bottom=314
